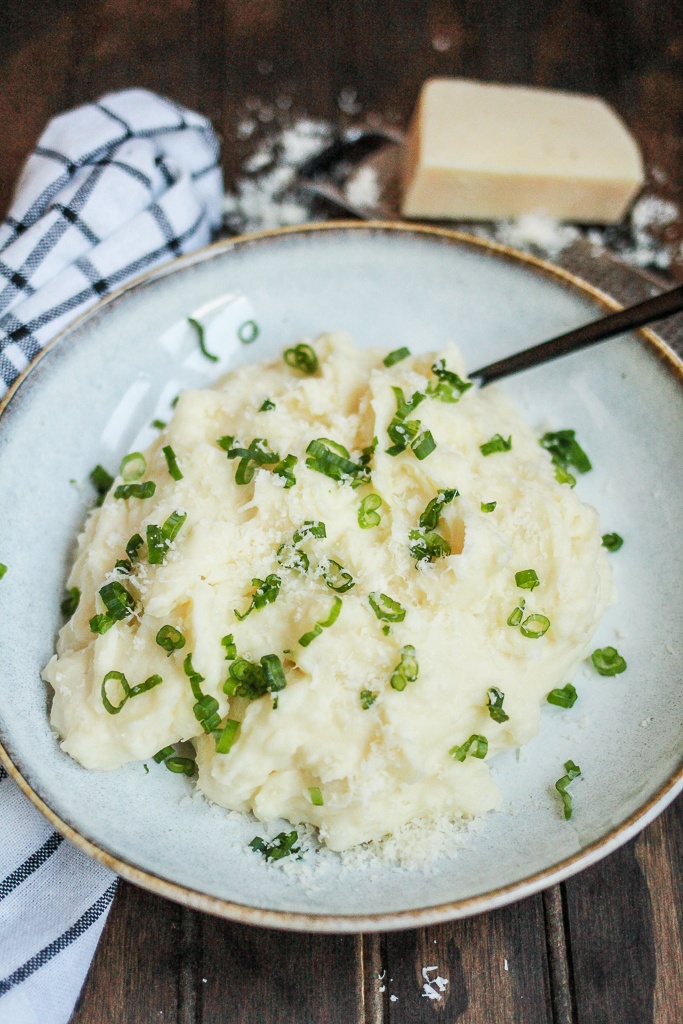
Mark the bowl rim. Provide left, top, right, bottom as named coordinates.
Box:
left=1, top=219, right=682, bottom=933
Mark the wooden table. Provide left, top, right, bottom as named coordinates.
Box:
left=2, top=3, right=681, bottom=1021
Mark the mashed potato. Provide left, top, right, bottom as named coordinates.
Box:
left=43, top=333, right=613, bottom=851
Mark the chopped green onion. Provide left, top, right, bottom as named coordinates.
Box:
left=114, top=481, right=156, bottom=500
left=119, top=452, right=146, bottom=482
left=554, top=464, right=576, bottom=487
left=125, top=533, right=144, bottom=561
left=128, top=674, right=162, bottom=698
left=520, top=613, right=551, bottom=638
left=322, top=560, right=355, bottom=593
left=486, top=687, right=510, bottom=723
left=412, top=429, right=436, bottom=461
left=368, top=592, right=406, bottom=623
left=299, top=597, right=343, bottom=646
left=147, top=510, right=187, bottom=565
left=272, top=696, right=279, bottom=709
left=283, top=342, right=318, bottom=374
left=151, top=419, right=166, bottom=430
left=358, top=493, right=382, bottom=528
left=153, top=746, right=174, bottom=763
left=382, top=624, right=391, bottom=636
left=308, top=786, right=324, bottom=806
left=277, top=543, right=310, bottom=574
left=305, top=437, right=367, bottom=482
left=507, top=601, right=525, bottom=627
left=238, top=319, right=259, bottom=344
left=156, top=625, right=186, bottom=656
left=260, top=654, right=287, bottom=692
left=61, top=587, right=80, bottom=618
left=162, top=445, right=183, bottom=481
left=293, top=520, right=326, bottom=543
left=99, top=580, right=135, bottom=621
left=359, top=436, right=378, bottom=468
left=221, top=634, right=237, bottom=660
left=183, top=653, right=206, bottom=701
left=409, top=529, right=451, bottom=564
left=193, top=693, right=222, bottom=733
left=90, top=464, right=114, bottom=495
left=226, top=437, right=280, bottom=485
left=0, top=563, right=6, bottom=580
left=215, top=719, right=241, bottom=754
left=540, top=430, right=591, bottom=477
left=224, top=654, right=287, bottom=700
left=216, top=435, right=235, bottom=452
left=383, top=347, right=411, bottom=367
left=188, top=316, right=218, bottom=362
left=547, top=683, right=578, bottom=708
left=385, top=387, right=426, bottom=456
left=449, top=734, right=489, bottom=762
left=555, top=760, right=581, bottom=819
left=259, top=397, right=276, bottom=411
left=249, top=830, right=300, bottom=861
left=481, top=501, right=497, bottom=512
left=114, top=559, right=132, bottom=574
left=164, top=756, right=196, bottom=776
left=602, top=533, right=624, bottom=551
left=171, top=395, right=180, bottom=408
left=89, top=613, right=114, bottom=635
left=591, top=646, right=627, bottom=676
left=390, top=645, right=419, bottom=691
left=480, top=434, right=512, bottom=456
left=515, top=569, right=540, bottom=591
left=234, top=574, right=281, bottom=620
left=360, top=689, right=378, bottom=709
left=273, top=453, right=298, bottom=488
left=419, top=488, right=458, bottom=531
left=426, top=359, right=472, bottom=403
left=101, top=671, right=130, bottom=714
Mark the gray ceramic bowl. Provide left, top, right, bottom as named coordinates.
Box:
left=0, top=223, right=681, bottom=931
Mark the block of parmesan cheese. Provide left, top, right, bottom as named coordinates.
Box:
left=401, top=78, right=644, bottom=224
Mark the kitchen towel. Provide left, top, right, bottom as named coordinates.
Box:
left=0, top=88, right=222, bottom=1023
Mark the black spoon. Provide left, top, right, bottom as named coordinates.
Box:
left=470, top=283, right=683, bottom=386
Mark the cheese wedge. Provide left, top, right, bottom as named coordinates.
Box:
left=401, top=78, right=644, bottom=224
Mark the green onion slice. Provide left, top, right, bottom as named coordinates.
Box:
left=115, top=559, right=132, bottom=575
left=486, top=687, right=510, bottom=723
left=449, top=734, right=489, bottom=762
left=277, top=543, right=310, bottom=574
left=164, top=756, right=196, bottom=776
left=321, top=560, right=355, bottom=593
left=520, top=613, right=551, bottom=638
left=515, top=569, right=540, bottom=591
left=481, top=501, right=497, bottom=512
left=234, top=574, right=281, bottom=620
left=299, top=597, right=343, bottom=647
left=156, top=625, right=186, bottom=656
left=151, top=419, right=166, bottom=430
left=273, top=453, right=298, bottom=488
left=99, top=580, right=135, bottom=621
left=385, top=387, right=426, bottom=456
left=147, top=510, right=187, bottom=565
left=293, top=520, right=326, bottom=543
left=90, top=464, right=114, bottom=496
left=305, top=438, right=366, bottom=482
left=259, top=397, right=276, bottom=411
left=0, top=563, right=6, bottom=580
left=183, top=653, right=206, bottom=701
left=540, top=430, right=591, bottom=476
left=260, top=654, right=287, bottom=692
left=602, top=532, right=624, bottom=551
left=216, top=435, right=235, bottom=452
left=249, top=830, right=300, bottom=861
left=101, top=671, right=131, bottom=714
left=480, top=434, right=512, bottom=456
left=120, top=452, right=146, bottom=482
left=507, top=600, right=525, bottom=626
left=61, top=587, right=80, bottom=618
left=390, top=645, right=419, bottom=691
left=153, top=746, right=174, bottom=763
left=360, top=689, right=378, bottom=709
left=383, top=347, right=411, bottom=367
left=283, top=342, right=318, bottom=374
left=411, top=429, right=436, bottom=461
left=193, top=693, right=221, bottom=733
left=129, top=674, right=163, bottom=698
left=409, top=529, right=451, bottom=564
left=89, top=613, right=114, bottom=635
left=426, top=359, right=472, bottom=403
left=358, top=493, right=382, bottom=529
left=125, top=534, right=144, bottom=561
left=221, top=634, right=237, bottom=660
left=223, top=654, right=287, bottom=700
left=215, top=719, right=241, bottom=754
left=162, top=445, right=183, bottom=481
left=591, top=646, right=627, bottom=676
left=547, top=683, right=578, bottom=708
left=419, top=488, right=458, bottom=531
left=238, top=319, right=259, bottom=344
left=368, top=592, right=406, bottom=622
left=308, top=786, right=324, bottom=806
left=556, top=760, right=581, bottom=819
left=114, top=481, right=156, bottom=500
left=188, top=316, right=218, bottom=362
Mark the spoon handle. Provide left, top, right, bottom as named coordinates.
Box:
left=470, top=283, right=683, bottom=386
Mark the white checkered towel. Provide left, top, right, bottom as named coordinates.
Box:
left=0, top=87, right=222, bottom=399
left=0, top=88, right=223, bottom=1024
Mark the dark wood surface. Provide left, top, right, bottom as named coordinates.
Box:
left=1, top=2, right=681, bottom=1021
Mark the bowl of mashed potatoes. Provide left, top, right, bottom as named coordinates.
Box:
left=0, top=223, right=681, bottom=930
